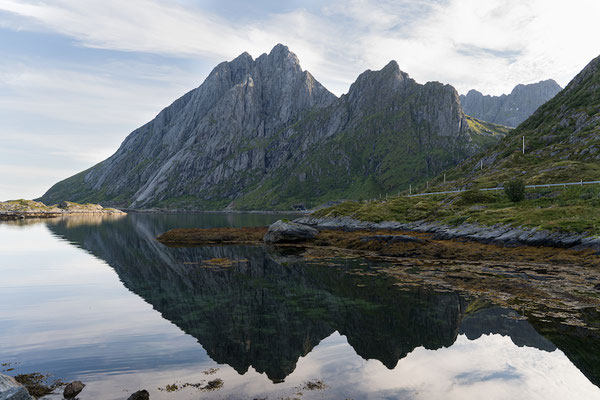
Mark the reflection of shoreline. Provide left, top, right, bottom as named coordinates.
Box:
left=45, top=214, right=569, bottom=385
left=0, top=213, right=127, bottom=227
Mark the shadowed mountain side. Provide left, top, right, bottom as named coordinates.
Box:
left=460, top=80, right=562, bottom=127
left=45, top=215, right=574, bottom=383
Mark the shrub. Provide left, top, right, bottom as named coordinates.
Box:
left=504, top=179, right=525, bottom=202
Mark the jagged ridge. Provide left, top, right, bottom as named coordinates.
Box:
left=435, top=54, right=600, bottom=189
left=40, top=45, right=507, bottom=210
left=460, top=79, right=562, bottom=128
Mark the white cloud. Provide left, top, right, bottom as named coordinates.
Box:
left=1, top=0, right=599, bottom=95
left=0, top=0, right=600, bottom=199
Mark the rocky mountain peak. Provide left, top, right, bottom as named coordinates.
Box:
left=460, top=79, right=562, bottom=127
left=253, top=43, right=303, bottom=75
left=346, top=60, right=413, bottom=107
left=40, top=45, right=504, bottom=210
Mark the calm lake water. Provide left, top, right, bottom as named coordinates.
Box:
left=1, top=213, right=599, bottom=400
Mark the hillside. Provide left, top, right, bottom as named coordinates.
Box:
left=39, top=44, right=507, bottom=211
left=314, top=53, right=600, bottom=234
left=460, top=79, right=562, bottom=127
left=437, top=54, right=600, bottom=191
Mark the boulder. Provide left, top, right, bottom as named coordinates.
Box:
left=264, top=220, right=319, bottom=243
left=63, top=381, right=85, bottom=399
left=0, top=374, right=32, bottom=400
left=127, top=390, right=149, bottom=400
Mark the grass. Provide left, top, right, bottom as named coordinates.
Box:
left=313, top=185, right=600, bottom=234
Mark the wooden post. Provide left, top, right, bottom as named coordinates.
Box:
left=522, top=136, right=525, bottom=154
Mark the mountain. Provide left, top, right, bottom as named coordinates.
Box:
left=40, top=44, right=507, bottom=210
left=437, top=54, right=600, bottom=189
left=460, top=79, right=562, bottom=127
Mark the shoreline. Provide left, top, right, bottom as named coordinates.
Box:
left=156, top=222, right=600, bottom=329
left=0, top=211, right=126, bottom=221
left=294, top=215, right=600, bottom=253
left=121, top=208, right=306, bottom=215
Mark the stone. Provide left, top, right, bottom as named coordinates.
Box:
left=127, top=390, right=149, bottom=400
left=264, top=220, right=319, bottom=243
left=0, top=374, right=32, bottom=400
left=63, top=381, right=85, bottom=399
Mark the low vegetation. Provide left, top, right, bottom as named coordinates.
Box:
left=313, top=185, right=600, bottom=234
left=504, top=179, right=525, bottom=202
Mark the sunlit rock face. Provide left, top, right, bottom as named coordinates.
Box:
left=40, top=45, right=499, bottom=211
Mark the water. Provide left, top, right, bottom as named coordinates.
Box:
left=0, top=213, right=599, bottom=399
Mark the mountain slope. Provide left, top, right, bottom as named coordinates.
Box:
left=460, top=79, right=562, bottom=127
left=40, top=45, right=507, bottom=210
left=437, top=54, right=600, bottom=190
left=235, top=62, right=509, bottom=209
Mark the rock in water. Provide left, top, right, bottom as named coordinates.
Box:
left=127, top=390, right=150, bottom=400
left=264, top=220, right=319, bottom=243
left=0, top=374, right=32, bottom=400
left=63, top=381, right=85, bottom=399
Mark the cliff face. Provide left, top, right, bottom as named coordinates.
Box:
left=40, top=45, right=505, bottom=210
left=460, top=79, right=562, bottom=128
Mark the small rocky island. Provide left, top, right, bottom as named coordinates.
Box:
left=0, top=199, right=125, bottom=220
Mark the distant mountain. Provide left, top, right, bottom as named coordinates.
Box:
left=40, top=44, right=507, bottom=210
left=460, top=79, right=562, bottom=127
left=437, top=54, right=600, bottom=189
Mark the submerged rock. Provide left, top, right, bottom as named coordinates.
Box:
left=127, top=389, right=149, bottom=400
left=264, top=220, right=319, bottom=243
left=63, top=381, right=85, bottom=399
left=0, top=374, right=32, bottom=400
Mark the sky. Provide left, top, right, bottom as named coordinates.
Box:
left=0, top=0, right=599, bottom=201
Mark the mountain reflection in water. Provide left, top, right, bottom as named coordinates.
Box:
left=1, top=213, right=597, bottom=399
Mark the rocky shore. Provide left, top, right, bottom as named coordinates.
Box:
left=295, top=215, right=600, bottom=252
left=0, top=200, right=125, bottom=221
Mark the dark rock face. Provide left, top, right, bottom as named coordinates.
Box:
left=63, top=381, right=85, bottom=399
left=263, top=220, right=318, bottom=243
left=40, top=45, right=503, bottom=211
left=460, top=80, right=562, bottom=127
left=127, top=390, right=149, bottom=400
left=0, top=374, right=32, bottom=400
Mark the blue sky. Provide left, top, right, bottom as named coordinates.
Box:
left=1, top=0, right=599, bottom=201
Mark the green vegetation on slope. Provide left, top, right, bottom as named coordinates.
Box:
left=423, top=54, right=600, bottom=193
left=314, top=185, right=600, bottom=234
left=230, top=107, right=509, bottom=211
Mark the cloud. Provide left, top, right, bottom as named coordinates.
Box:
left=1, top=0, right=599, bottom=96
left=0, top=0, right=600, bottom=199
